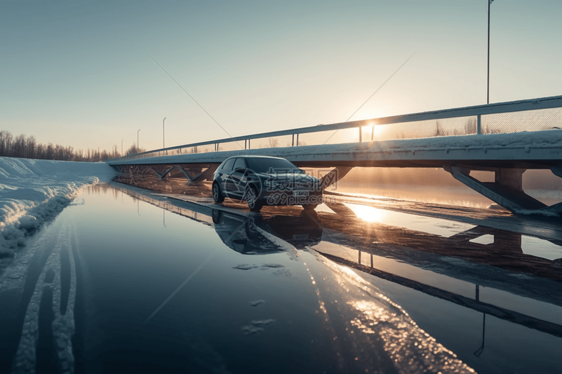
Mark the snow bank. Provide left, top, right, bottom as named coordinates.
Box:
left=0, top=157, right=116, bottom=257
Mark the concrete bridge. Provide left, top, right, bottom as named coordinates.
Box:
left=108, top=95, right=562, bottom=216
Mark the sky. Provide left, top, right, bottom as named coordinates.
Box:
left=1, top=0, right=561, bottom=153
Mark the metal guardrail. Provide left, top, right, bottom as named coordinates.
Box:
left=109, top=95, right=562, bottom=162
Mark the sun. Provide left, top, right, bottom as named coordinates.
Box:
left=361, top=122, right=385, bottom=141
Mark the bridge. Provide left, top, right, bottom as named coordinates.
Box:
left=108, top=95, right=562, bottom=216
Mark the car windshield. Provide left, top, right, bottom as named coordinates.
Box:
left=245, top=158, right=302, bottom=174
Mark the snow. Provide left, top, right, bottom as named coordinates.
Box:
left=288, top=129, right=562, bottom=156
left=378, top=129, right=562, bottom=150
left=0, top=157, right=116, bottom=258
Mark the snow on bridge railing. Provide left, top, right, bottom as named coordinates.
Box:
left=108, top=95, right=562, bottom=163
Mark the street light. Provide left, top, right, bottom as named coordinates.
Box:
left=121, top=139, right=124, bottom=156
left=487, top=0, right=494, bottom=104
left=137, top=129, right=141, bottom=151
left=163, top=117, right=166, bottom=155
left=163, top=117, right=166, bottom=148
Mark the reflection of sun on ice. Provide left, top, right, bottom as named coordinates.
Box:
left=317, top=251, right=474, bottom=373
left=345, top=203, right=387, bottom=223
left=348, top=300, right=475, bottom=373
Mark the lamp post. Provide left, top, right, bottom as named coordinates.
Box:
left=163, top=117, right=166, bottom=148
left=487, top=0, right=494, bottom=104
left=163, top=117, right=166, bottom=155
left=137, top=129, right=141, bottom=151
left=121, top=139, right=123, bottom=156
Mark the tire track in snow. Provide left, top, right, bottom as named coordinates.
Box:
left=11, top=221, right=78, bottom=374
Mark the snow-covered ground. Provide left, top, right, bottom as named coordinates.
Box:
left=0, top=157, right=116, bottom=257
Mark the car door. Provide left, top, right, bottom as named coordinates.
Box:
left=229, top=158, right=248, bottom=199
left=218, top=158, right=236, bottom=198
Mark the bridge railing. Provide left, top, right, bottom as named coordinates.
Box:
left=110, top=95, right=562, bottom=162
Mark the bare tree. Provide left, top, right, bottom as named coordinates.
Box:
left=26, top=136, right=37, bottom=158
left=0, top=130, right=131, bottom=162
left=13, top=134, right=26, bottom=157
left=125, top=144, right=146, bottom=156
left=3, top=132, right=13, bottom=156
left=465, top=118, right=477, bottom=135
left=435, top=121, right=447, bottom=137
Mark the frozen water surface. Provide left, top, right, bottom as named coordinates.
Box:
left=344, top=202, right=476, bottom=237
left=0, top=181, right=561, bottom=374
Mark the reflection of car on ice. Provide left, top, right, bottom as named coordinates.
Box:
left=211, top=209, right=322, bottom=254
left=212, top=155, right=323, bottom=212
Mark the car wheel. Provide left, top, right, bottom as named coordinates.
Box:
left=245, top=186, right=263, bottom=212
left=212, top=182, right=224, bottom=203
left=245, top=217, right=259, bottom=239
left=302, top=204, right=318, bottom=211
left=211, top=209, right=222, bottom=224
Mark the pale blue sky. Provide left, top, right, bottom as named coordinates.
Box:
left=1, top=0, right=560, bottom=152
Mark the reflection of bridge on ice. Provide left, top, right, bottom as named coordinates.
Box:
left=114, top=184, right=562, bottom=344
left=108, top=95, right=562, bottom=216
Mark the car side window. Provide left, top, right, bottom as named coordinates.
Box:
left=222, top=158, right=235, bottom=172
left=233, top=158, right=246, bottom=171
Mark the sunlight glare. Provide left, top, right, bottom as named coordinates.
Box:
left=362, top=122, right=385, bottom=141
left=345, top=203, right=387, bottom=223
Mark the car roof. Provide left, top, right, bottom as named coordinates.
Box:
left=223, top=155, right=287, bottom=161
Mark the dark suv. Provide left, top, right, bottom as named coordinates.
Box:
left=212, top=155, right=323, bottom=211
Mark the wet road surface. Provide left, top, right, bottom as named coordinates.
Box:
left=0, top=180, right=561, bottom=374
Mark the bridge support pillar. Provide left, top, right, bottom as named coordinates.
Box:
left=319, top=166, right=354, bottom=190
left=151, top=166, right=174, bottom=180
left=551, top=166, right=562, bottom=179
left=179, top=165, right=217, bottom=185
left=444, top=166, right=562, bottom=216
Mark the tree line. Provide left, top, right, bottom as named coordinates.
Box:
left=0, top=131, right=145, bottom=161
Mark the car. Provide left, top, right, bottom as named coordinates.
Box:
left=212, top=155, right=323, bottom=211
